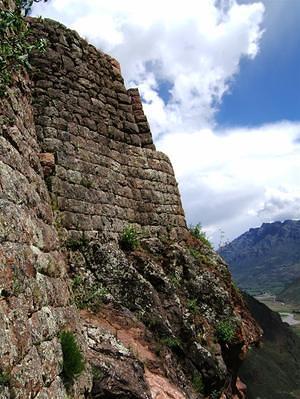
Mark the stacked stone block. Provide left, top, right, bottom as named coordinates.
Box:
left=29, top=18, right=187, bottom=241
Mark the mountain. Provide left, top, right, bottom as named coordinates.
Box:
left=240, top=293, right=300, bottom=399
left=219, top=220, right=300, bottom=294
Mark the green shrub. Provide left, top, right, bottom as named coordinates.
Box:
left=189, top=247, right=201, bottom=259
left=187, top=298, right=199, bottom=314
left=160, top=336, right=182, bottom=350
left=119, top=225, right=139, bottom=251
left=192, top=373, right=204, bottom=393
left=60, top=331, right=85, bottom=386
left=72, top=276, right=108, bottom=312
left=66, top=233, right=89, bottom=251
left=169, top=273, right=181, bottom=288
left=189, top=223, right=212, bottom=248
left=0, top=1, right=47, bottom=97
left=0, top=371, right=10, bottom=386
left=216, top=320, right=236, bottom=343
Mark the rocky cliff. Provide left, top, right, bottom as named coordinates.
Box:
left=0, top=4, right=261, bottom=398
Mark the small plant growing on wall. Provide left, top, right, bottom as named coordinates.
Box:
left=72, top=275, right=109, bottom=312
left=119, top=225, right=140, bottom=251
left=189, top=223, right=212, bottom=248
left=60, top=331, right=85, bottom=387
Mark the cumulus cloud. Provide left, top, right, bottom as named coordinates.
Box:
left=157, top=121, right=300, bottom=243
left=257, top=188, right=300, bottom=221
left=32, top=0, right=265, bottom=138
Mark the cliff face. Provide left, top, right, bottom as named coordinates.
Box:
left=0, top=7, right=260, bottom=399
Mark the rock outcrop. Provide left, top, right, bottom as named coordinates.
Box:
left=0, top=4, right=261, bottom=398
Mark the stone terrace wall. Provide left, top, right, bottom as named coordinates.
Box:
left=30, top=18, right=154, bottom=150
left=29, top=18, right=187, bottom=241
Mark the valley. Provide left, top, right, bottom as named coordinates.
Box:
left=255, top=294, right=300, bottom=336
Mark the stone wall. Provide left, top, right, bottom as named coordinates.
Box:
left=0, top=3, right=91, bottom=396
left=29, top=18, right=187, bottom=241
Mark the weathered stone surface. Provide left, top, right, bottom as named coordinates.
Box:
left=27, top=19, right=187, bottom=243
left=38, top=152, right=55, bottom=177
left=68, top=238, right=261, bottom=399
left=0, top=8, right=91, bottom=396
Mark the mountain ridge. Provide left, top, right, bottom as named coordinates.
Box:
left=219, top=220, right=300, bottom=294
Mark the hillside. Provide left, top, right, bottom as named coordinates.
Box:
left=240, top=293, right=300, bottom=399
left=219, top=220, right=300, bottom=294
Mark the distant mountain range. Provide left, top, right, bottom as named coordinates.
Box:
left=218, top=220, right=300, bottom=295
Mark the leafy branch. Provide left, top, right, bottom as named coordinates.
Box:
left=0, top=0, right=47, bottom=96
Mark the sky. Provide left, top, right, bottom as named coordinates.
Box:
left=32, top=0, right=300, bottom=247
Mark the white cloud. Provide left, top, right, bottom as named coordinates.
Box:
left=257, top=187, right=300, bottom=221
left=32, top=0, right=265, bottom=138
left=157, top=121, right=300, bottom=244
left=32, top=0, right=300, bottom=246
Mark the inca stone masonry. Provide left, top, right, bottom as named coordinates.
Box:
left=29, top=18, right=187, bottom=242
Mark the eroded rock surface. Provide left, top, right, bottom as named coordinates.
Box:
left=68, top=238, right=260, bottom=399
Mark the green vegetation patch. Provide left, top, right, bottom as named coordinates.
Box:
left=66, top=233, right=89, bottom=251
left=72, top=275, right=109, bottom=312
left=192, top=373, right=204, bottom=394
left=160, top=336, right=182, bottom=350
left=216, top=319, right=236, bottom=343
left=119, top=225, right=140, bottom=251
left=60, top=331, right=85, bottom=386
left=189, top=223, right=212, bottom=248
left=0, top=371, right=10, bottom=386
left=187, top=298, right=199, bottom=314
left=0, top=0, right=47, bottom=97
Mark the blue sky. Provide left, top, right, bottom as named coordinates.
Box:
left=218, top=0, right=300, bottom=126
left=32, top=0, right=300, bottom=246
